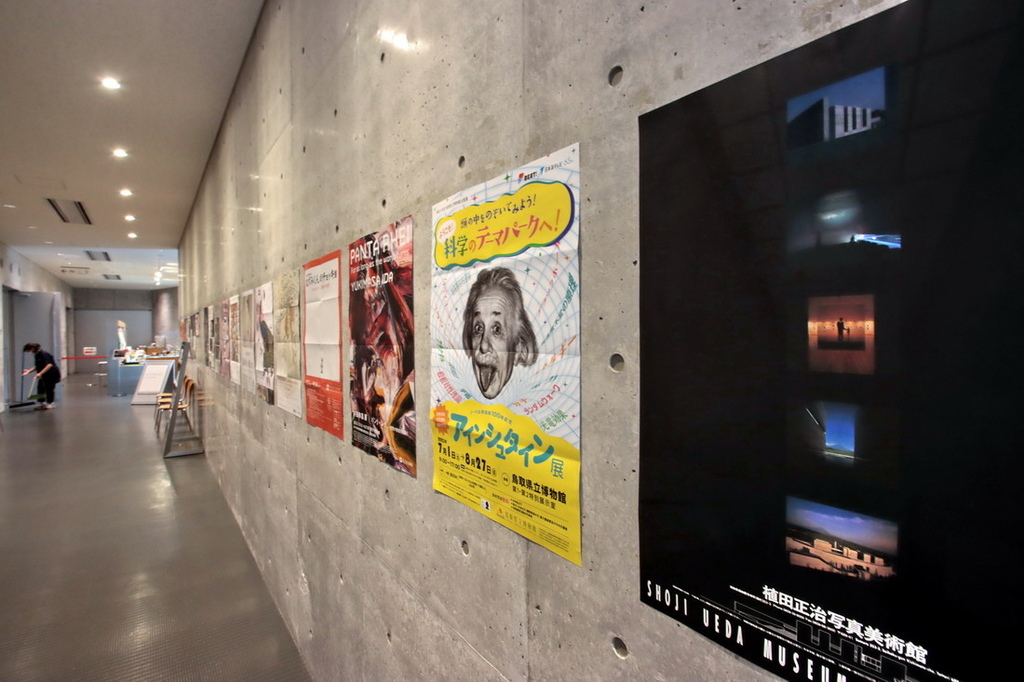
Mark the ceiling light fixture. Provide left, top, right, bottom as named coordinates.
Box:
left=113, top=148, right=128, bottom=158
left=3, top=204, right=15, bottom=209
left=120, top=188, right=133, bottom=197
left=127, top=232, right=138, bottom=239
left=125, top=215, right=136, bottom=222
left=101, top=77, right=121, bottom=89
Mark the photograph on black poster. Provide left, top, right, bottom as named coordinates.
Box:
left=807, top=294, right=875, bottom=374
left=791, top=400, right=859, bottom=464
left=639, top=2, right=1024, bottom=681
left=787, top=67, right=888, bottom=151
left=787, top=398, right=900, bottom=487
left=787, top=188, right=902, bottom=255
left=785, top=496, right=897, bottom=582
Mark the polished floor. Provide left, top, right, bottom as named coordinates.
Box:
left=0, top=374, right=311, bottom=681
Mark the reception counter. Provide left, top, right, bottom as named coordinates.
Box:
left=107, top=358, right=144, bottom=397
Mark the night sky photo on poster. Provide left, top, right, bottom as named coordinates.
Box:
left=638, top=2, right=1024, bottom=681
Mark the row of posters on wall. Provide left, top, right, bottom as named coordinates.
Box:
left=183, top=144, right=582, bottom=565
left=639, top=1, right=1022, bottom=680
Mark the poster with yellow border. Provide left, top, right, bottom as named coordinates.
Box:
left=431, top=144, right=581, bottom=565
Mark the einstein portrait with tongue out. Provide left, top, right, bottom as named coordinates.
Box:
left=462, top=266, right=538, bottom=400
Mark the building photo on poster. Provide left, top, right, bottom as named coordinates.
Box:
left=638, top=2, right=1024, bottom=681
left=349, top=216, right=416, bottom=476
left=430, top=143, right=582, bottom=565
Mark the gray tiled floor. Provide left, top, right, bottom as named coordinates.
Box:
left=0, top=374, right=311, bottom=681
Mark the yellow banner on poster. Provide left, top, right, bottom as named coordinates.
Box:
left=431, top=400, right=581, bottom=565
left=434, top=181, right=575, bottom=269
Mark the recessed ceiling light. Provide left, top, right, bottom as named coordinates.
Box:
left=27, top=225, right=37, bottom=229
left=44, top=241, right=53, bottom=244
left=119, top=188, right=133, bottom=197
left=101, top=77, right=121, bottom=89
left=127, top=232, right=138, bottom=239
left=125, top=215, right=136, bottom=222
left=3, top=204, right=15, bottom=209
left=113, top=148, right=128, bottom=158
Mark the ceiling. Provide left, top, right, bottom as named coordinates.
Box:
left=0, top=0, right=266, bottom=290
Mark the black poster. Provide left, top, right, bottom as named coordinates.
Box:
left=639, top=2, right=1023, bottom=681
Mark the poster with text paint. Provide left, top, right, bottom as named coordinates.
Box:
left=349, top=216, right=416, bottom=476
left=229, top=294, right=240, bottom=384
left=430, top=143, right=581, bottom=565
left=239, top=289, right=256, bottom=393
left=274, top=269, right=303, bottom=418
left=219, top=299, right=231, bottom=378
left=189, top=313, right=198, bottom=359
left=254, top=281, right=275, bottom=405
left=638, top=2, right=1024, bottom=681
left=205, top=305, right=216, bottom=369
left=303, top=251, right=344, bottom=439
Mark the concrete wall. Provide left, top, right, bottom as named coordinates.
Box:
left=179, top=1, right=905, bottom=679
left=72, top=309, right=154, bottom=375
left=152, top=288, right=180, bottom=348
left=72, top=286, right=181, bottom=351
left=73, top=288, right=154, bottom=311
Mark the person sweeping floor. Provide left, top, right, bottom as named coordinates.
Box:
left=21, top=342, right=62, bottom=410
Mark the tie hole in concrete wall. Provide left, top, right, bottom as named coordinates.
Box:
left=461, top=540, right=470, bottom=556
left=612, top=636, right=629, bottom=659
left=608, top=65, right=624, bottom=87
left=609, top=353, right=625, bottom=372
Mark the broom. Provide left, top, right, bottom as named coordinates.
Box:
left=26, top=374, right=45, bottom=401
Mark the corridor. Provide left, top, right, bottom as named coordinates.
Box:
left=0, top=374, right=311, bottom=681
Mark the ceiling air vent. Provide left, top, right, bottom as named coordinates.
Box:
left=103, top=274, right=122, bottom=280
left=86, top=250, right=111, bottom=261
left=46, top=197, right=92, bottom=225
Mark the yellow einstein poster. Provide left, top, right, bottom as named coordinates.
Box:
left=430, top=144, right=581, bottom=565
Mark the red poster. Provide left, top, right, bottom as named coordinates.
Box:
left=302, top=250, right=344, bottom=439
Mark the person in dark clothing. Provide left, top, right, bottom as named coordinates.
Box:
left=22, top=342, right=61, bottom=410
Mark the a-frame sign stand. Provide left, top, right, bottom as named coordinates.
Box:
left=163, top=342, right=204, bottom=458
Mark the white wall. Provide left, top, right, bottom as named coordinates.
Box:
left=1, top=241, right=75, bottom=406
left=179, top=1, right=906, bottom=679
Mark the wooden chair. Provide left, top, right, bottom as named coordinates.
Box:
left=155, top=377, right=193, bottom=436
